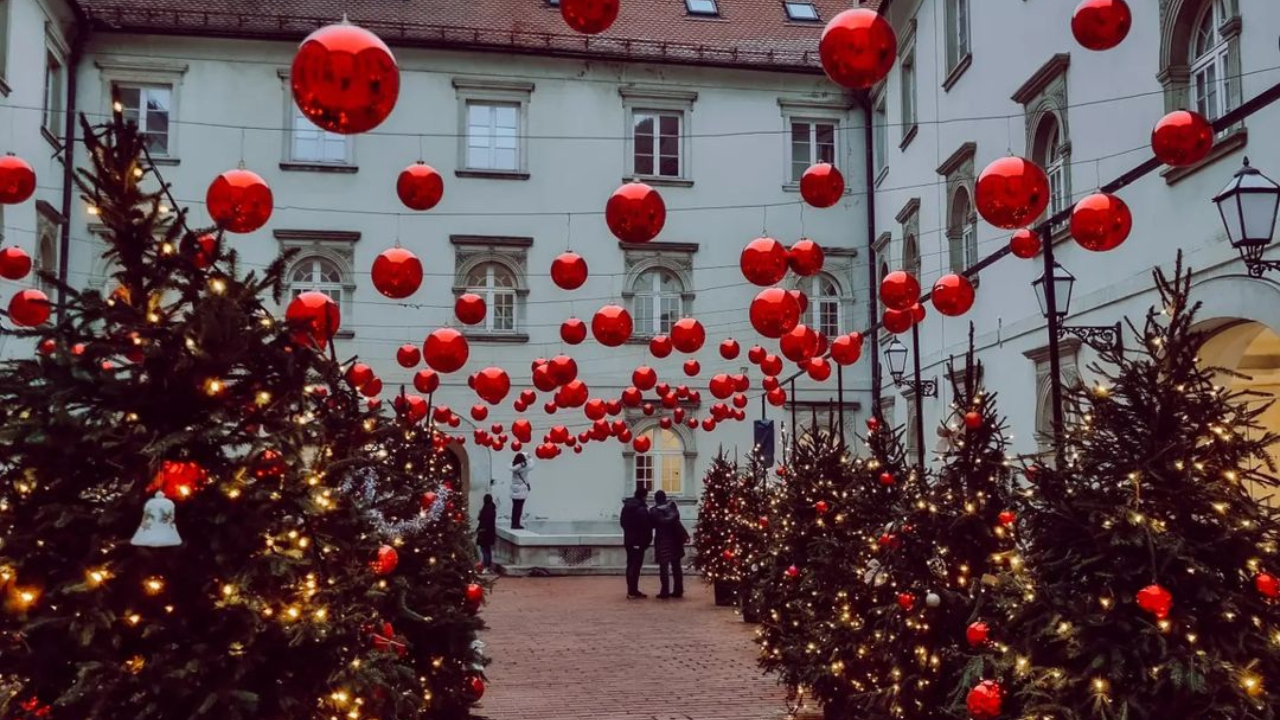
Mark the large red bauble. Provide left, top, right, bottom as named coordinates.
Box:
left=1151, top=110, right=1213, bottom=167
left=0, top=155, right=36, bottom=204
left=551, top=251, right=589, bottom=290
left=560, top=318, right=587, bottom=345
left=931, top=274, right=976, bottom=316
left=584, top=398, right=607, bottom=420
left=807, top=357, right=832, bottom=381
left=396, top=344, right=421, bottom=368
left=780, top=324, right=820, bottom=363
left=560, top=0, right=619, bottom=34
left=750, top=287, right=802, bottom=339
left=291, top=22, right=399, bottom=134
left=206, top=169, right=273, bottom=233
left=511, top=419, right=533, bottom=443
left=649, top=335, right=673, bottom=358
left=396, top=163, right=443, bottom=211
left=455, top=293, right=486, bottom=325
left=373, top=545, right=399, bottom=575
left=760, top=354, right=784, bottom=377
left=632, top=435, right=652, bottom=453
left=424, top=328, right=470, bottom=373
left=799, top=163, right=844, bottom=208
left=632, top=366, right=658, bottom=391
left=747, top=345, right=766, bottom=364
left=830, top=332, right=863, bottom=366
left=362, top=380, right=382, bottom=399
left=1071, top=193, right=1132, bottom=252
left=883, top=307, right=913, bottom=334
left=549, top=355, right=578, bottom=385
left=286, top=291, right=340, bottom=347
left=592, top=305, right=633, bottom=347
left=818, top=9, right=897, bottom=90
left=414, top=368, right=439, bottom=394
left=880, top=270, right=920, bottom=311
left=347, top=362, right=374, bottom=388
left=0, top=247, right=32, bottom=280
left=1071, top=0, right=1132, bottom=52
left=791, top=289, right=809, bottom=315
left=767, top=387, right=788, bottom=406
left=463, top=674, right=486, bottom=702
left=965, top=411, right=984, bottom=430
left=1009, top=229, right=1041, bottom=259
left=1255, top=572, right=1279, bottom=599
left=709, top=374, right=735, bottom=400
left=606, top=182, right=665, bottom=243
left=966, top=621, right=990, bottom=647
left=966, top=681, right=1004, bottom=720
left=621, top=387, right=643, bottom=407
left=148, top=460, right=208, bottom=500
left=475, top=367, right=511, bottom=405
left=719, top=338, right=740, bottom=360
left=911, top=303, right=926, bottom=323
left=371, top=247, right=423, bottom=299
left=1136, top=583, right=1173, bottom=619
left=740, top=237, right=790, bottom=286
left=976, top=156, right=1050, bottom=230
left=788, top=238, right=825, bottom=277
left=670, top=317, right=706, bottom=354
left=532, top=363, right=558, bottom=392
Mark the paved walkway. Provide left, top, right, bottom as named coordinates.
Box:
left=475, top=575, right=820, bottom=720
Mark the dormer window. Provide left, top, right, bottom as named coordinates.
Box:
left=686, top=0, right=719, bottom=16
left=784, top=2, right=819, bottom=21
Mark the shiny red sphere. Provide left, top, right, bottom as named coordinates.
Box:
left=396, top=343, right=421, bottom=368
left=976, top=156, right=1051, bottom=230
left=632, top=435, right=652, bottom=453
left=1009, top=229, right=1041, bottom=259
left=560, top=0, right=619, bottom=35
left=747, top=345, right=767, bottom=364
left=346, top=362, right=374, bottom=388
left=470, top=404, right=489, bottom=422
left=719, top=338, right=740, bottom=360
left=790, top=289, right=809, bottom=315
left=286, top=291, right=340, bottom=347
left=670, top=317, right=706, bottom=354
left=800, top=163, right=845, bottom=208
left=649, top=335, right=673, bottom=358
left=767, top=387, right=787, bottom=406
left=0, top=246, right=32, bottom=280
left=413, top=368, right=439, bottom=394
left=207, top=169, right=273, bottom=233
left=683, top=359, right=701, bottom=377
left=830, top=332, right=863, bottom=366
left=424, top=328, right=470, bottom=373
left=882, top=307, right=913, bottom=334
left=879, top=270, right=920, bottom=311
left=750, top=287, right=802, bottom=339
left=1151, top=110, right=1214, bottom=167
left=475, top=366, right=511, bottom=405
left=806, top=357, right=832, bottom=382
left=741, top=237, right=790, bottom=286
left=780, top=324, right=820, bottom=363
left=291, top=22, right=400, bottom=134
left=819, top=9, right=897, bottom=90
left=551, top=251, right=589, bottom=290
left=371, top=247, right=423, bottom=299
left=760, top=354, right=784, bottom=377
left=7, top=289, right=50, bottom=327
left=931, top=274, right=976, bottom=317
left=788, top=238, right=826, bottom=277
left=709, top=374, right=735, bottom=400
left=1071, top=193, right=1132, bottom=252
left=549, top=355, right=579, bottom=385
left=455, top=293, right=487, bottom=325
left=632, top=366, right=658, bottom=391
left=397, top=162, right=444, bottom=210
left=560, top=317, right=587, bottom=345
left=966, top=681, right=1004, bottom=720
left=0, top=155, right=36, bottom=205
left=592, top=304, right=633, bottom=347
left=463, top=675, right=486, bottom=702
left=606, top=182, right=665, bottom=243
left=1071, top=0, right=1132, bottom=52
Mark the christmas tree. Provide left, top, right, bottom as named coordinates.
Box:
left=693, top=451, right=749, bottom=604
left=733, top=446, right=776, bottom=620
left=986, top=258, right=1280, bottom=720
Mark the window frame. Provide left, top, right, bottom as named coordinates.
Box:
left=684, top=0, right=719, bottom=16
left=799, top=273, right=845, bottom=339
left=783, top=2, right=820, bottom=22
left=788, top=117, right=838, bottom=183
left=0, top=0, right=10, bottom=93
left=43, top=45, right=64, bottom=139
left=453, top=78, right=533, bottom=180
left=465, top=261, right=521, bottom=335
left=872, top=91, right=888, bottom=183
left=943, top=0, right=973, bottom=89
left=620, top=87, right=697, bottom=187
left=778, top=99, right=849, bottom=192
left=1189, top=0, right=1232, bottom=123
left=900, top=44, right=918, bottom=145
left=631, top=109, right=684, bottom=180
left=948, top=186, right=978, bottom=273
left=115, top=83, right=174, bottom=158
left=624, top=422, right=696, bottom=501
left=97, top=58, right=188, bottom=164
left=631, top=267, right=686, bottom=338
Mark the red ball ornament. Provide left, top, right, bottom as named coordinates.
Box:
left=463, top=675, right=486, bottom=702
left=37, top=338, right=56, bottom=355
left=373, top=545, right=399, bottom=575
left=606, top=182, right=665, bottom=243
left=818, top=9, right=897, bottom=90
left=1071, top=0, right=1132, bottom=52
left=0, top=154, right=36, bottom=205
left=866, top=417, right=880, bottom=432
left=465, top=582, right=485, bottom=605
left=1255, top=572, right=1279, bottom=599
left=285, top=291, right=340, bottom=347
left=1151, top=110, right=1214, bottom=167
left=252, top=449, right=287, bottom=480
left=882, top=307, right=913, bottom=334
left=718, top=339, right=740, bottom=361
left=791, top=289, right=809, bottom=315
left=966, top=621, right=990, bottom=647
left=454, top=293, right=487, bottom=325
left=784, top=564, right=800, bottom=579
left=291, top=22, right=399, bottom=134
left=512, top=419, right=533, bottom=443
left=347, top=362, right=374, bottom=388
left=470, top=404, right=489, bottom=422
left=760, top=354, right=784, bottom=377
left=371, top=247, right=423, bottom=299
left=671, top=317, right=706, bottom=354
left=1071, top=193, right=1132, bottom=252
left=896, top=593, right=916, bottom=611
left=750, top=287, right=802, bottom=339
left=998, top=511, right=1016, bottom=525
left=830, top=332, right=863, bottom=366
left=560, top=0, right=619, bottom=34
left=532, top=364, right=557, bottom=393
left=424, top=328, right=470, bottom=373
left=187, top=233, right=219, bottom=269
left=781, top=324, right=820, bottom=363
left=557, top=379, right=589, bottom=408
left=649, top=334, right=673, bottom=358
left=931, top=274, right=976, bottom=317
left=740, top=237, right=790, bottom=286
left=880, top=270, right=920, bottom=311
left=788, top=238, right=826, bottom=276
left=551, top=251, right=589, bottom=290
left=475, top=367, right=511, bottom=405
left=814, top=500, right=830, bottom=514
left=206, top=169, right=273, bottom=233
left=976, top=156, right=1051, bottom=230
left=592, top=304, right=633, bottom=347
left=148, top=460, right=209, bottom=500
left=550, top=354, right=579, bottom=386
left=396, top=162, right=443, bottom=210
left=633, top=435, right=652, bottom=453
left=1009, top=229, right=1042, bottom=259
left=709, top=374, right=735, bottom=400
left=561, top=317, right=587, bottom=345
left=911, top=303, right=926, bottom=323
left=632, top=366, right=658, bottom=391
left=964, top=411, right=983, bottom=429
left=1136, top=583, right=1173, bottom=619
left=966, top=681, right=1004, bottom=720
left=766, top=387, right=787, bottom=406
left=807, top=357, right=832, bottom=382
left=396, top=344, right=421, bottom=368
left=0, top=247, right=32, bottom=280
left=799, top=163, right=845, bottom=209
left=683, top=359, right=701, bottom=377
left=747, top=345, right=767, bottom=364
left=879, top=471, right=895, bottom=486
left=584, top=398, right=607, bottom=420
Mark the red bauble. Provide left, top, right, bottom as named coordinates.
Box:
left=1136, top=584, right=1173, bottom=619
left=781, top=324, right=820, bottom=363
left=814, top=500, right=830, bottom=514
left=880, top=270, right=920, bottom=311
left=187, top=233, right=219, bottom=269
left=592, top=304, right=633, bottom=347
left=396, top=162, right=443, bottom=210
left=1151, top=110, right=1214, bottom=167
left=252, top=449, right=287, bottom=480
left=396, top=344, right=421, bottom=368
left=998, top=511, right=1016, bottom=525
left=465, top=582, right=485, bottom=605
left=470, top=403, right=489, bottom=422
left=405, top=395, right=428, bottom=423
left=896, top=593, right=916, bottom=611
left=371, top=247, right=423, bottom=299
left=584, top=398, right=607, bottom=420
left=800, top=163, right=845, bottom=208
left=632, top=435, right=652, bottom=453
left=551, top=251, right=589, bottom=290
left=0, top=247, right=32, bottom=280
left=964, top=411, right=983, bottom=429
left=671, top=317, right=706, bottom=354
left=632, top=366, right=658, bottom=391
left=206, top=169, right=273, bottom=233
left=701, top=418, right=717, bottom=432
left=463, top=675, right=486, bottom=702
left=475, top=367, right=511, bottom=405
left=784, top=564, right=800, bottom=579
left=148, top=460, right=208, bottom=500
left=560, top=318, right=587, bottom=345
left=556, top=379, right=589, bottom=408
left=455, top=293, right=487, bottom=325
left=291, top=22, right=399, bottom=134
left=1071, top=193, right=1132, bottom=252
left=560, top=0, right=619, bottom=34
left=37, top=338, right=56, bottom=355
left=966, top=681, right=1004, bottom=720
left=866, top=417, right=880, bottom=432
left=750, top=287, right=802, bottom=339
left=818, top=9, right=897, bottom=90
left=715, top=339, right=739, bottom=361
left=1255, top=572, right=1279, bottom=599
left=932, top=273, right=976, bottom=317
left=408, top=370, right=437, bottom=397
left=1009, top=228, right=1042, bottom=259
left=747, top=345, right=767, bottom=364
left=830, top=332, right=863, bottom=366
left=549, top=355, right=578, bottom=385
left=766, top=388, right=787, bottom=406
left=709, top=374, right=735, bottom=400
left=373, top=545, right=399, bottom=575
left=740, top=237, right=790, bottom=286
left=0, top=155, right=36, bottom=204
left=882, top=307, right=913, bottom=334
left=511, top=419, right=533, bottom=443
left=347, top=362, right=374, bottom=388
left=966, top=621, right=990, bottom=647
left=649, top=334, right=673, bottom=358
left=806, top=357, right=832, bottom=381
left=606, top=182, right=665, bottom=243
left=424, top=328, right=470, bottom=373
left=911, top=303, right=926, bottom=323
left=760, top=354, right=784, bottom=377
left=879, top=471, right=895, bottom=486
left=788, top=238, right=826, bottom=276
left=285, top=291, right=340, bottom=347
left=791, top=289, right=809, bottom=315
left=976, top=156, right=1051, bottom=230
left=1071, top=0, right=1132, bottom=52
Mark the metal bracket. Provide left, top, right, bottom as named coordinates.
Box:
left=1058, top=323, right=1123, bottom=354
left=1243, top=257, right=1280, bottom=278
left=893, top=377, right=938, bottom=398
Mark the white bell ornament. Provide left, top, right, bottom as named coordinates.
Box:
left=131, top=491, right=183, bottom=547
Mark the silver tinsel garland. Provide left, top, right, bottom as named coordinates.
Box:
left=338, top=466, right=448, bottom=541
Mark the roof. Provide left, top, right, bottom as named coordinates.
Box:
left=75, top=0, right=853, bottom=73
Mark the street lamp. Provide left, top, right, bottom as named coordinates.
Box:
left=1213, top=157, right=1280, bottom=277
left=882, top=336, right=936, bottom=397
left=1033, top=261, right=1121, bottom=354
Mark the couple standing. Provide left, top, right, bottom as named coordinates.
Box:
left=619, top=488, right=690, bottom=599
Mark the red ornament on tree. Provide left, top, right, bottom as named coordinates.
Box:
left=866, top=417, right=880, bottom=432
left=465, top=582, right=485, bottom=605
left=475, top=367, right=511, bottom=405
left=880, top=270, right=920, bottom=311
left=781, top=324, right=820, bottom=363
left=285, top=291, right=340, bottom=347
left=932, top=273, right=976, bottom=317
left=740, top=237, right=790, bottom=286
left=830, top=332, right=863, bottom=366
left=252, top=449, right=286, bottom=480
left=750, top=287, right=802, bottom=339
left=976, top=156, right=1051, bottom=229
left=0, top=247, right=32, bottom=280
left=649, top=334, right=673, bottom=358
left=360, top=378, right=383, bottom=398
left=455, top=292, right=486, bottom=325
left=879, top=471, right=895, bottom=486
left=784, top=565, right=800, bottom=579
left=1136, top=583, right=1173, bottom=619
left=818, top=9, right=897, bottom=89
left=896, top=593, right=916, bottom=611
left=560, top=0, right=619, bottom=34
left=788, top=238, right=826, bottom=276
left=551, top=251, right=589, bottom=290
left=1071, top=0, right=1132, bottom=52
left=396, top=162, right=443, bottom=210
left=814, top=500, right=830, bottom=514
left=719, top=338, right=740, bottom=360
left=371, top=247, right=423, bottom=299
left=463, top=675, right=486, bottom=702
left=966, top=621, right=990, bottom=647
left=206, top=169, right=273, bottom=233
left=347, top=362, right=374, bottom=388
left=291, top=22, right=399, bottom=134
left=966, top=681, right=1004, bottom=720
left=1009, top=228, right=1042, bottom=259
left=592, top=304, right=633, bottom=347
left=800, top=163, right=845, bottom=208
left=882, top=307, right=914, bottom=335
left=1151, top=110, right=1214, bottom=167
left=396, top=344, right=421, bottom=368
left=633, top=435, right=652, bottom=453
left=964, top=411, right=983, bottom=429
left=373, top=545, right=399, bottom=575
left=148, top=460, right=208, bottom=500
left=561, top=317, right=587, bottom=345
left=0, top=154, right=36, bottom=205
left=671, top=317, right=706, bottom=353
left=998, top=511, right=1016, bottom=525
left=1071, top=193, right=1132, bottom=252
left=606, top=182, right=665, bottom=243
left=424, top=328, right=469, bottom=373
left=1255, top=572, right=1279, bottom=599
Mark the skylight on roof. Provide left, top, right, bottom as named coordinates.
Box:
left=686, top=0, right=720, bottom=16
left=784, top=1, right=820, bottom=21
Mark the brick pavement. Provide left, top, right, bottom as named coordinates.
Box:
left=475, top=575, right=823, bottom=720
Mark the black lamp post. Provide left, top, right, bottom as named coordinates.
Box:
left=883, top=331, right=935, bottom=477
left=1213, top=157, right=1280, bottom=277
left=1032, top=260, right=1122, bottom=354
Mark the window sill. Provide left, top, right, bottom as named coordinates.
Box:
left=874, top=165, right=889, bottom=188
left=463, top=332, right=530, bottom=344
left=456, top=169, right=530, bottom=181
left=899, top=124, right=918, bottom=150
left=627, top=176, right=694, bottom=188
left=146, top=156, right=181, bottom=167
left=942, top=53, right=972, bottom=93
left=334, top=329, right=356, bottom=340
left=0, top=77, right=10, bottom=97
left=280, top=161, right=358, bottom=174
left=41, top=126, right=62, bottom=151
left=1160, top=126, right=1247, bottom=186
left=782, top=181, right=853, bottom=196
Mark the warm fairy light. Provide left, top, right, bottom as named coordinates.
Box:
left=126, top=612, right=141, bottom=626
left=160, top=242, right=174, bottom=255
left=222, top=584, right=236, bottom=597
left=87, top=205, right=100, bottom=216
left=1240, top=672, right=1263, bottom=697
left=1092, top=677, right=1110, bottom=695
left=87, top=568, right=110, bottom=587
left=143, top=577, right=165, bottom=595
left=204, top=378, right=225, bottom=396
left=255, top=391, right=272, bottom=406
left=208, top=278, right=227, bottom=294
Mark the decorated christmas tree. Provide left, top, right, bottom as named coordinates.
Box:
left=986, top=258, right=1280, bottom=720
left=733, top=446, right=776, bottom=620
left=693, top=451, right=748, bottom=604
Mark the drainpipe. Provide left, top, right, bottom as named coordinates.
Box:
left=860, top=92, right=881, bottom=411
left=56, top=26, right=85, bottom=321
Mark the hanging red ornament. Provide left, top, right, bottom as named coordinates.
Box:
left=396, top=344, right=421, bottom=368
left=701, top=417, right=717, bottom=432
left=454, top=293, right=486, bottom=325
left=511, top=419, right=533, bottom=444
left=818, top=9, right=897, bottom=89
left=740, top=237, right=790, bottom=286
left=649, top=334, right=673, bottom=358
left=185, top=232, right=219, bottom=269
left=37, top=338, right=56, bottom=355
left=883, top=307, right=913, bottom=335
left=560, top=0, right=619, bottom=34
left=1071, top=193, right=1132, bottom=252
left=519, top=389, right=537, bottom=405
left=557, top=378, right=589, bottom=408
left=464, top=582, right=485, bottom=605
left=719, top=338, right=740, bottom=360
left=767, top=387, right=787, bottom=406
left=622, top=387, right=643, bottom=407
left=682, top=359, right=701, bottom=377
left=475, top=367, right=511, bottom=405
left=561, top=317, right=587, bottom=345
left=285, top=291, right=340, bottom=347
left=784, top=564, right=800, bottom=579
left=1255, top=572, right=1279, bottom=599
left=1151, top=110, right=1214, bottom=167
left=879, top=471, right=895, bottom=486
left=584, top=398, right=607, bottom=420
left=549, top=355, right=578, bottom=385
left=1009, top=228, right=1042, bottom=259
left=0, top=247, right=32, bottom=280
left=396, top=162, right=443, bottom=210
left=799, top=163, right=845, bottom=208
left=814, top=500, right=830, bottom=514
left=147, top=460, right=208, bottom=500
left=592, top=304, right=633, bottom=347
left=976, top=156, right=1051, bottom=230
left=371, top=247, right=423, bottom=299
left=658, top=417, right=673, bottom=430
left=470, top=404, right=488, bottom=422
left=807, top=357, right=832, bottom=382
left=781, top=324, right=820, bottom=363
left=830, top=332, right=863, bottom=366
left=964, top=411, right=983, bottom=429
left=551, top=251, right=589, bottom=290
left=866, top=416, right=880, bottom=432
left=633, top=435, right=652, bottom=453
left=966, top=621, right=990, bottom=647
left=424, top=328, right=469, bottom=373
left=896, top=593, right=916, bottom=611
left=347, top=362, right=374, bottom=388
left=532, top=364, right=558, bottom=393
left=911, top=303, right=926, bottom=323
left=1136, top=583, right=1173, bottom=619
left=206, top=169, right=273, bottom=233
left=1071, top=0, right=1132, bottom=52
left=966, top=681, right=1004, bottom=720
left=251, top=449, right=286, bottom=479
left=732, top=393, right=748, bottom=410
left=932, top=273, right=976, bottom=317
left=709, top=374, right=734, bottom=400
left=291, top=22, right=399, bottom=134
left=788, top=238, right=826, bottom=276
left=405, top=395, right=429, bottom=423
left=997, top=510, right=1016, bottom=525
left=760, top=354, right=784, bottom=377
left=632, top=366, right=658, bottom=391
left=463, top=675, right=486, bottom=702
left=791, top=289, right=809, bottom=315
left=747, top=345, right=767, bottom=364
left=0, top=154, right=36, bottom=204
left=373, top=545, right=399, bottom=575
left=671, top=317, right=706, bottom=353
left=606, top=182, right=665, bottom=243
left=750, top=287, right=802, bottom=339
left=880, top=270, right=920, bottom=311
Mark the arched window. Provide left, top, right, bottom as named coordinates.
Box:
left=903, top=233, right=920, bottom=278
left=632, top=268, right=685, bottom=337
left=289, top=256, right=346, bottom=319
left=1191, top=0, right=1231, bottom=122
left=800, top=273, right=843, bottom=338
left=1032, top=114, right=1069, bottom=218
left=634, top=426, right=685, bottom=496
left=466, top=261, right=518, bottom=333
left=948, top=187, right=977, bottom=272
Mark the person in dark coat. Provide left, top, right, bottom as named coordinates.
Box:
left=649, top=490, right=689, bottom=599
left=619, top=488, right=654, bottom=598
left=476, top=494, right=497, bottom=573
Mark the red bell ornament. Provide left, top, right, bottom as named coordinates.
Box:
left=206, top=169, right=273, bottom=233
left=740, top=237, right=790, bottom=286
left=780, top=324, right=820, bottom=363
left=560, top=0, right=619, bottom=35
left=455, top=293, right=487, bottom=325
left=719, top=338, right=740, bottom=360
left=830, top=332, right=863, bottom=366
left=285, top=291, right=340, bottom=347
left=883, top=307, right=913, bottom=334
left=632, top=435, right=652, bottom=453
left=1255, top=572, right=1279, bottom=599
left=373, top=545, right=399, bottom=575
left=818, top=9, right=897, bottom=90
left=931, top=274, right=976, bottom=317
left=1009, top=228, right=1042, bottom=259
left=475, top=367, right=511, bottom=405
left=396, top=344, right=421, bottom=368
left=424, top=328, right=470, bottom=373
left=750, top=287, right=802, bottom=339
left=0, top=155, right=36, bottom=204
left=966, top=681, right=1004, bottom=720
left=0, top=247, right=32, bottom=280
left=1071, top=193, right=1132, bottom=252
left=649, top=335, right=673, bottom=358
left=1071, top=0, right=1132, bottom=52
left=551, top=251, right=589, bottom=290
left=592, top=304, right=633, bottom=347
left=976, top=156, right=1050, bottom=230
left=291, top=22, right=399, bottom=134
left=371, top=247, right=423, bottom=299
left=396, top=162, right=443, bottom=211
left=880, top=270, right=920, bottom=311
left=1136, top=583, right=1173, bottom=619
left=606, top=182, right=665, bottom=243
left=413, top=369, right=439, bottom=394
left=807, top=357, right=832, bottom=381
left=1151, top=110, right=1214, bottom=167
left=800, top=163, right=845, bottom=208
left=632, top=366, right=658, bottom=391
left=560, top=317, right=587, bottom=345
left=671, top=317, right=706, bottom=354
left=788, top=238, right=826, bottom=276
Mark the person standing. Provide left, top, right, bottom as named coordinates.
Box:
left=649, top=490, right=689, bottom=599
left=477, top=494, right=497, bottom=573
left=509, top=452, right=534, bottom=529
left=619, top=488, right=654, bottom=598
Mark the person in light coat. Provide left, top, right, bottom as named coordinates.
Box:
left=509, top=452, right=534, bottom=529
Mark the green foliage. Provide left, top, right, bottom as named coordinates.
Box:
left=693, top=450, right=770, bottom=593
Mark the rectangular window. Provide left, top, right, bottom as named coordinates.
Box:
left=633, top=110, right=682, bottom=178
left=789, top=119, right=836, bottom=182
left=901, top=48, right=917, bottom=137
left=116, top=84, right=172, bottom=156
left=963, top=222, right=978, bottom=268
left=635, top=455, right=655, bottom=494
left=466, top=101, right=520, bottom=171
left=44, top=50, right=62, bottom=135
left=291, top=105, right=349, bottom=164
left=873, top=97, right=888, bottom=176
left=946, top=0, right=971, bottom=71
left=491, top=292, right=516, bottom=332
left=685, top=0, right=718, bottom=15
left=817, top=299, right=841, bottom=338
left=784, top=2, right=820, bottom=21
left=1192, top=50, right=1231, bottom=124
left=1047, top=160, right=1068, bottom=217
